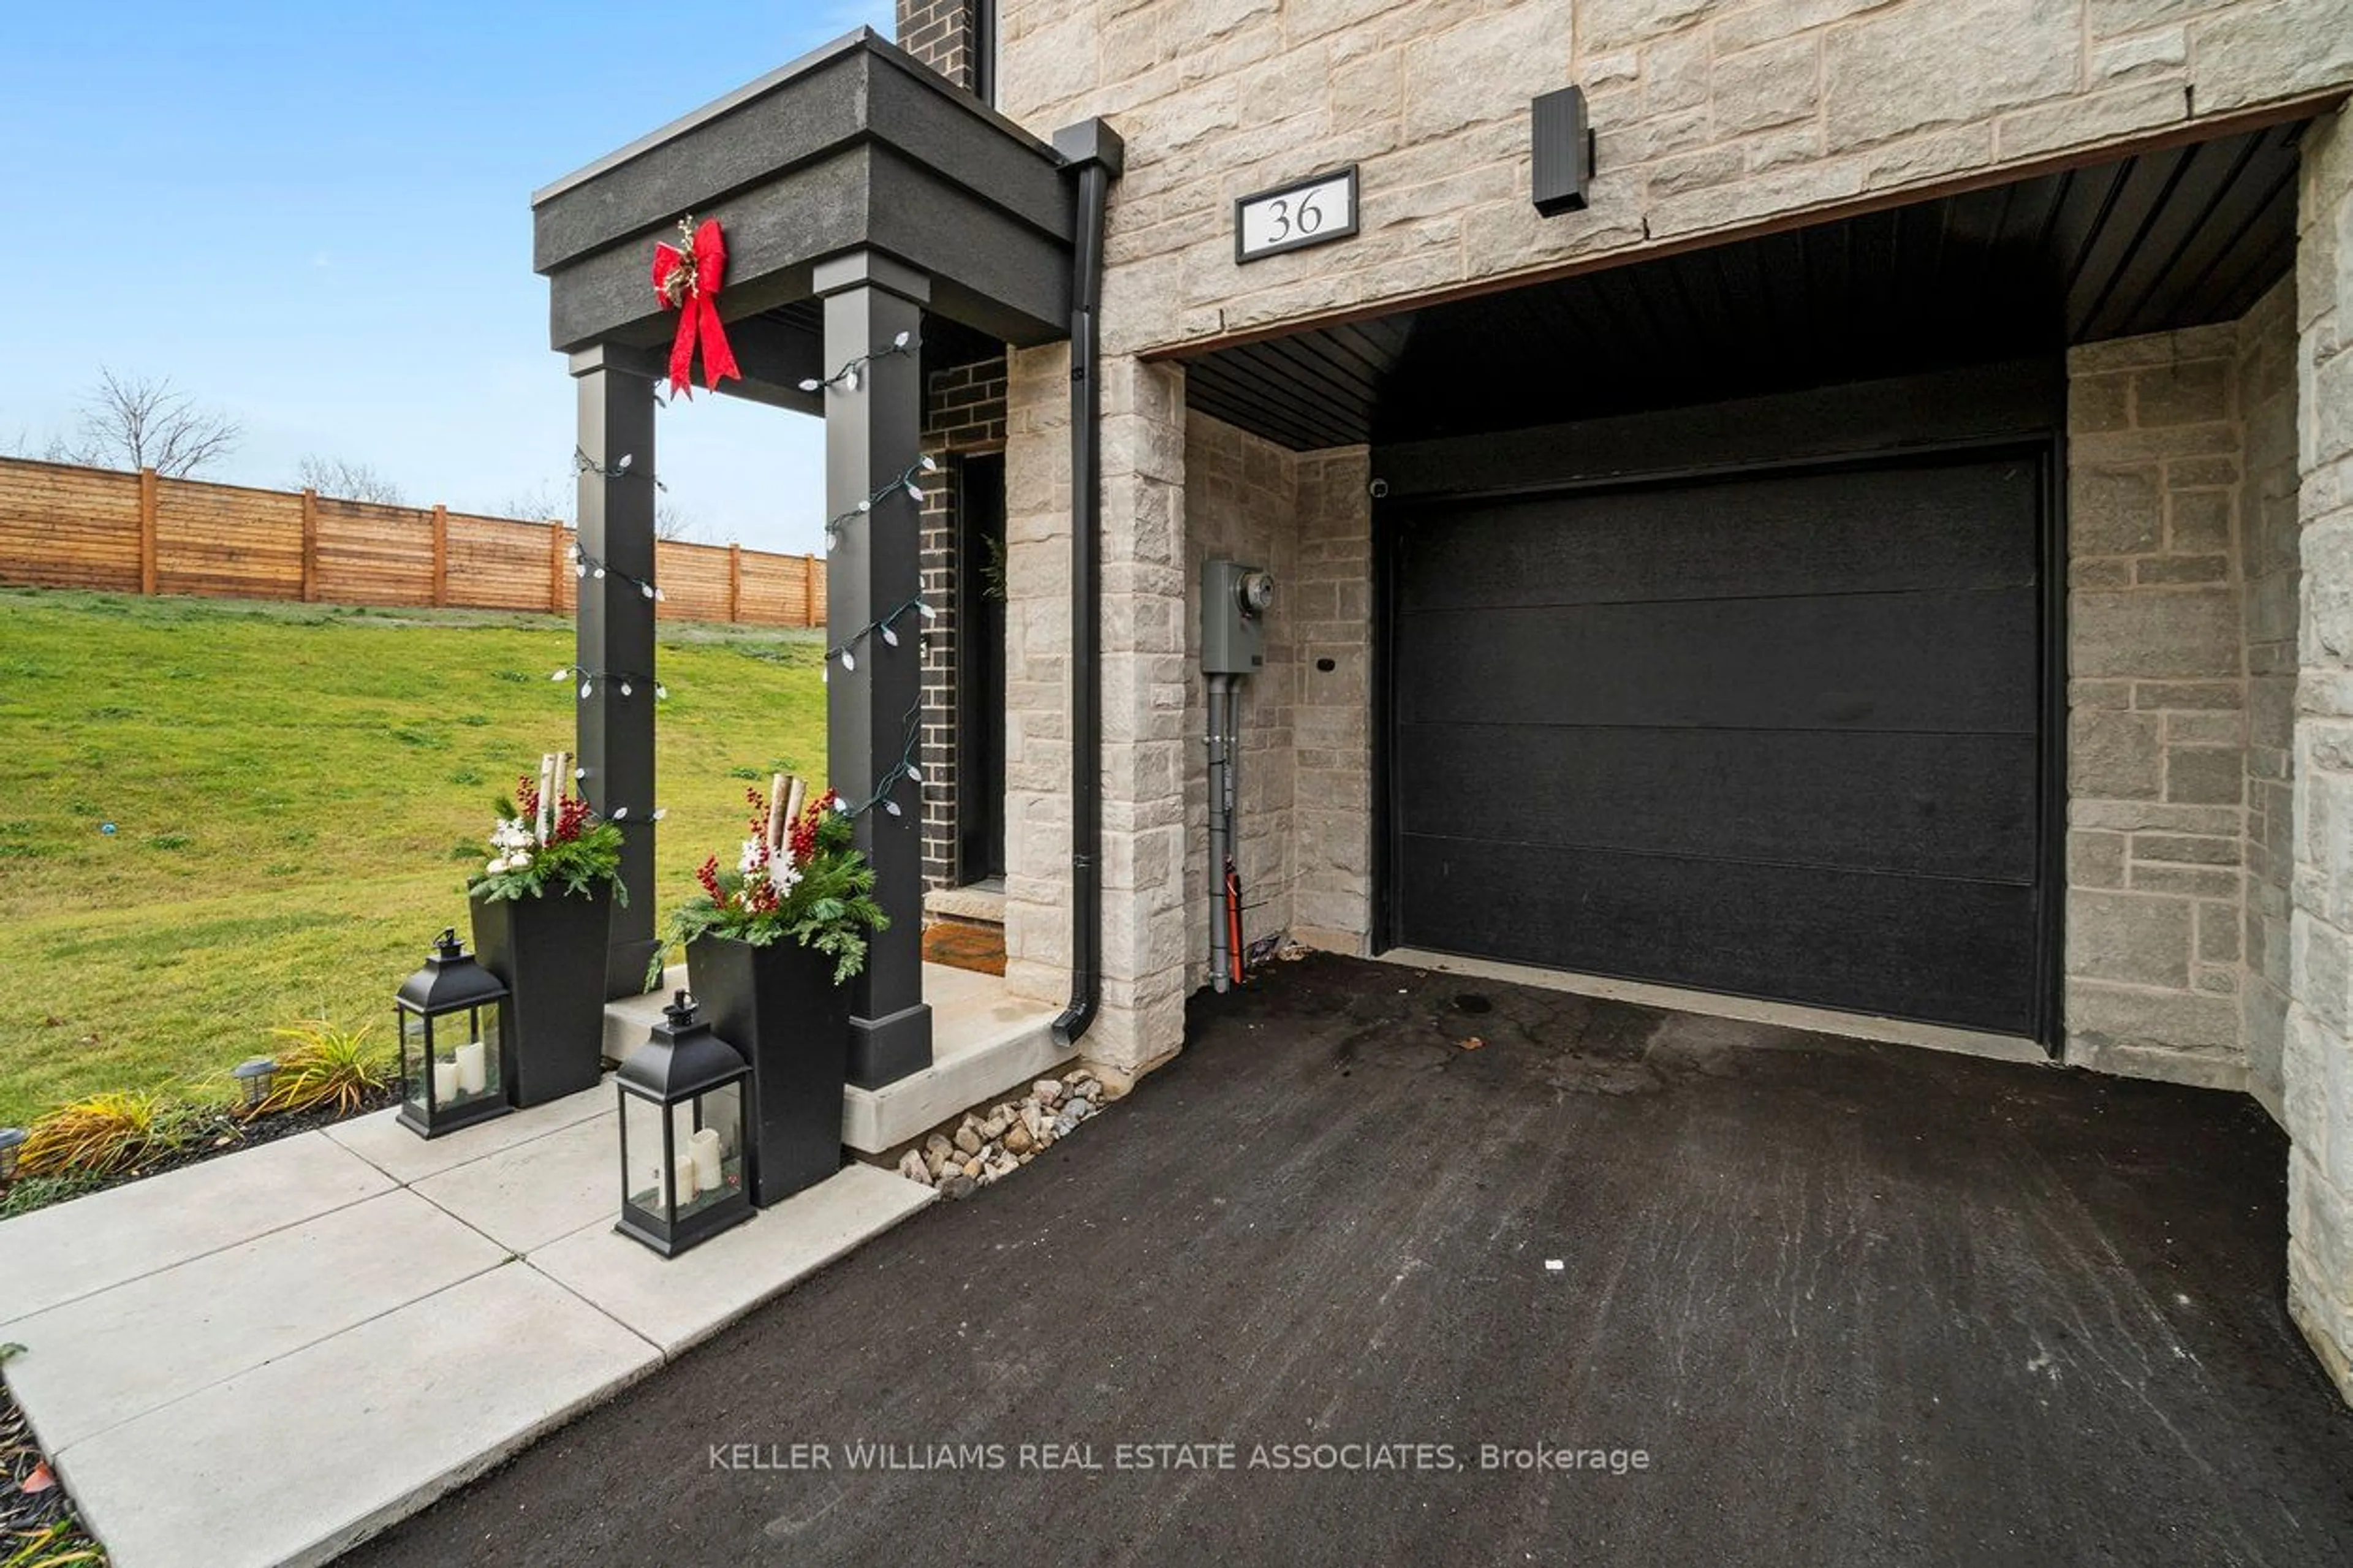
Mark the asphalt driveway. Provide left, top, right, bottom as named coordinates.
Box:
left=346, top=954, right=2353, bottom=1567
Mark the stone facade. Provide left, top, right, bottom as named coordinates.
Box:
left=969, top=1, right=2353, bottom=1397
left=2287, top=110, right=2353, bottom=1403
left=2064, top=320, right=2261, bottom=1089
left=997, top=0, right=2353, bottom=357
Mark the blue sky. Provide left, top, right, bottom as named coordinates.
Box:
left=0, top=1, right=895, bottom=555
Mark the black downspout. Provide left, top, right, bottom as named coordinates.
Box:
left=1050, top=119, right=1123, bottom=1047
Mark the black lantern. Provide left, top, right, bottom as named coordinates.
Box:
left=615, top=992, right=752, bottom=1257
left=395, top=928, right=513, bottom=1138
left=232, top=1057, right=278, bottom=1111
left=0, top=1126, right=24, bottom=1184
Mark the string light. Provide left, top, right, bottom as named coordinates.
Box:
left=574, top=446, right=667, bottom=491
left=821, top=594, right=935, bottom=678
left=833, top=701, right=926, bottom=819
left=798, top=331, right=918, bottom=395
left=824, top=455, right=940, bottom=542
left=570, top=542, right=665, bottom=601
left=605, top=805, right=669, bottom=822
left=550, top=665, right=669, bottom=700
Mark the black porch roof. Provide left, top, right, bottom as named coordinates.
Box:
left=532, top=29, right=1075, bottom=371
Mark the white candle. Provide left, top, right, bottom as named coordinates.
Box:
left=432, top=1059, right=458, bottom=1104
left=690, top=1127, right=724, bottom=1191
left=674, top=1154, right=699, bottom=1206
left=455, top=1039, right=487, bottom=1096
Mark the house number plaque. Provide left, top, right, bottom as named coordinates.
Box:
left=1234, top=167, right=1359, bottom=263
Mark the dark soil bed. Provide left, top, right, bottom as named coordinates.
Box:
left=0, top=1086, right=399, bottom=1221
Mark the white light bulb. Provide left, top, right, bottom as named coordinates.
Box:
left=916, top=600, right=936, bottom=620
left=611, top=805, right=629, bottom=820
left=819, top=664, right=828, bottom=684
left=575, top=563, right=588, bottom=578
left=856, top=498, right=873, bottom=514
left=574, top=767, right=586, bottom=779
left=907, top=765, right=925, bottom=786
left=640, top=582, right=655, bottom=600
left=883, top=798, right=903, bottom=817
left=551, top=669, right=568, bottom=681
left=833, top=798, right=852, bottom=814
left=840, top=649, right=855, bottom=672
left=655, top=683, right=668, bottom=699
left=654, top=588, right=666, bottom=602
left=893, top=330, right=911, bottom=349
left=798, top=377, right=822, bottom=393
left=618, top=680, right=633, bottom=696
left=593, top=567, right=606, bottom=580
left=616, top=454, right=633, bottom=472
left=651, top=808, right=669, bottom=821
left=919, top=454, right=938, bottom=474
left=881, top=624, right=898, bottom=646
left=580, top=680, right=594, bottom=699
left=845, top=366, right=860, bottom=392
left=906, top=482, right=925, bottom=502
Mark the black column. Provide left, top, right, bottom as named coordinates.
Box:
left=813, top=251, right=933, bottom=1086
left=570, top=345, right=661, bottom=999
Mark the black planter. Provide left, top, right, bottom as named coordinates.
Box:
left=686, top=934, right=849, bottom=1206
left=471, top=886, right=614, bottom=1107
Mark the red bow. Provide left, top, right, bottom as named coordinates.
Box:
left=651, top=218, right=742, bottom=398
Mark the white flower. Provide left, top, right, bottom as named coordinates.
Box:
left=486, top=856, right=510, bottom=875
left=768, top=843, right=801, bottom=896
left=509, top=850, right=532, bottom=869
left=739, top=839, right=766, bottom=876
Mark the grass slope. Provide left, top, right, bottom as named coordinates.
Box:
left=0, top=589, right=825, bottom=1125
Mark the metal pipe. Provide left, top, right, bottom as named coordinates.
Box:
left=1051, top=121, right=1122, bottom=1047
left=1206, top=673, right=1231, bottom=993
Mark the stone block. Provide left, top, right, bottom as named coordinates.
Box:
left=2071, top=371, right=2132, bottom=434
left=2072, top=588, right=2243, bottom=678
left=2066, top=977, right=2243, bottom=1052
left=2069, top=708, right=2163, bottom=798
left=1997, top=78, right=2187, bottom=161
left=1711, top=34, right=1819, bottom=136
left=2072, top=464, right=2164, bottom=555
left=2137, top=356, right=2236, bottom=427
left=2168, top=746, right=2248, bottom=805
left=1823, top=0, right=2078, bottom=153
left=2136, top=832, right=2243, bottom=866
left=2070, top=830, right=2129, bottom=888
left=1576, top=0, right=1715, bottom=53
left=2169, top=488, right=2236, bottom=552
left=2068, top=889, right=2194, bottom=988
left=2135, top=555, right=2229, bottom=585
left=2190, top=0, right=2353, bottom=116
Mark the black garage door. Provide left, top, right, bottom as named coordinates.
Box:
left=1388, top=452, right=2047, bottom=1037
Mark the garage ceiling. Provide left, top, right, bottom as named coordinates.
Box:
left=1181, top=119, right=2308, bottom=450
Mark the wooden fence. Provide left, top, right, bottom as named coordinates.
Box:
left=0, top=456, right=826, bottom=627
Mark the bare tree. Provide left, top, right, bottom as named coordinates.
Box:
left=295, top=455, right=406, bottom=505
left=490, top=480, right=703, bottom=544
left=58, top=369, right=242, bottom=477
left=493, top=480, right=571, bottom=525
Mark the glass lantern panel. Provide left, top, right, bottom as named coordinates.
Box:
left=401, top=1009, right=430, bottom=1109
left=676, top=1088, right=743, bottom=1219
left=438, top=1003, right=498, bottom=1109
left=622, top=1093, right=672, bottom=1221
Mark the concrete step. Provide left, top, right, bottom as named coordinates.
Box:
left=602, top=962, right=1065, bottom=1155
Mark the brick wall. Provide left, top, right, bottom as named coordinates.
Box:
left=995, top=0, right=2353, bottom=358
left=897, top=0, right=978, bottom=89
left=917, top=355, right=1010, bottom=892
left=2286, top=107, right=2353, bottom=1404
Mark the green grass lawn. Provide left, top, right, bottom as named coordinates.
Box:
left=0, top=589, right=826, bottom=1126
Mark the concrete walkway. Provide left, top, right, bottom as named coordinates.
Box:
left=0, top=1077, right=933, bottom=1567
left=349, top=953, right=2353, bottom=1568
